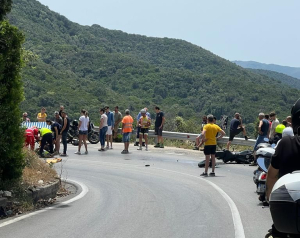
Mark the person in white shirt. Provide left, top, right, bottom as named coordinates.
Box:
left=98, top=108, right=108, bottom=151
left=75, top=109, right=89, bottom=155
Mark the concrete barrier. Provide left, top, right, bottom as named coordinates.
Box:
left=27, top=179, right=60, bottom=203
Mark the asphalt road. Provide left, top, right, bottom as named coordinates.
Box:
left=0, top=143, right=272, bottom=238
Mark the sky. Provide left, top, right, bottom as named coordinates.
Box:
left=37, top=0, right=300, bottom=67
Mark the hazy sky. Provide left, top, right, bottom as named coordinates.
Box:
left=37, top=0, right=300, bottom=67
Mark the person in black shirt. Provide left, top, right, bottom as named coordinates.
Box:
left=154, top=106, right=165, bottom=148
left=46, top=119, right=62, bottom=155
left=266, top=98, right=300, bottom=238
left=226, top=113, right=248, bottom=150
left=60, top=111, right=70, bottom=156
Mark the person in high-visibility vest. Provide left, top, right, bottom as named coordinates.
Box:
left=137, top=109, right=151, bottom=151
left=121, top=109, right=134, bottom=154
left=39, top=127, right=54, bottom=156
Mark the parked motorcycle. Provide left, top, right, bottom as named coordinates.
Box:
left=67, top=120, right=99, bottom=145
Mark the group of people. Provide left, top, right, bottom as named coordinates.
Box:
left=23, top=105, right=166, bottom=156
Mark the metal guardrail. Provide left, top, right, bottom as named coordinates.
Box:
left=95, top=126, right=256, bottom=147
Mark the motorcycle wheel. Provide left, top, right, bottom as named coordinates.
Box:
left=88, top=132, right=99, bottom=144
left=67, top=133, right=73, bottom=143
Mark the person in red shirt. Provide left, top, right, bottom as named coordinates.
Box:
left=25, top=127, right=39, bottom=150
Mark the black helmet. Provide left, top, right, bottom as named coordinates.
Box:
left=72, top=120, right=78, bottom=127
left=291, top=98, right=300, bottom=134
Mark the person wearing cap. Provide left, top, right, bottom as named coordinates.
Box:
left=269, top=112, right=279, bottom=139
left=253, top=113, right=270, bottom=151
left=134, top=108, right=151, bottom=146
left=226, top=113, right=248, bottom=150
left=105, top=106, right=114, bottom=149
left=265, top=99, right=300, bottom=238
left=113, top=106, right=123, bottom=141
left=200, top=114, right=226, bottom=177
left=54, top=111, right=63, bottom=125
left=121, top=109, right=134, bottom=154
left=137, top=109, right=151, bottom=151
left=37, top=107, right=47, bottom=122
left=22, top=112, right=30, bottom=123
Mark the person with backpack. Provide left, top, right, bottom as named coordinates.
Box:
left=46, top=119, right=62, bottom=155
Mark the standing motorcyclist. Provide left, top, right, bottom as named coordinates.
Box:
left=266, top=98, right=300, bottom=238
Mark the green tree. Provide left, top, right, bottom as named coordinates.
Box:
left=0, top=2, right=25, bottom=184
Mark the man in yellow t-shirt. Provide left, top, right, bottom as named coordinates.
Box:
left=201, top=115, right=225, bottom=177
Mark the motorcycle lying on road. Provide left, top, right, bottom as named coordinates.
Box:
left=198, top=149, right=254, bottom=168
left=67, top=120, right=99, bottom=145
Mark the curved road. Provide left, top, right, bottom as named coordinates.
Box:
left=0, top=143, right=272, bottom=238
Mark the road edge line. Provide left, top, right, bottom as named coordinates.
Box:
left=0, top=179, right=89, bottom=228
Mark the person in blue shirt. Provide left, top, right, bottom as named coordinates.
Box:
left=105, top=106, right=114, bottom=149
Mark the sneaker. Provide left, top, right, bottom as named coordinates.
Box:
left=145, top=146, right=148, bottom=151
left=137, top=147, right=142, bottom=151
left=52, top=151, right=59, bottom=156
left=85, top=151, right=88, bottom=155
left=60, top=154, right=67, bottom=157
left=200, top=172, right=208, bottom=177
left=106, top=145, right=109, bottom=149
left=74, top=151, right=81, bottom=155
left=209, top=172, right=215, bottom=176
left=160, top=144, right=164, bottom=148
left=134, top=142, right=139, bottom=146
left=193, top=146, right=199, bottom=150
left=154, top=143, right=160, bottom=148
left=121, top=150, right=127, bottom=154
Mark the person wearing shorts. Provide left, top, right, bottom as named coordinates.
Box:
left=75, top=109, right=89, bottom=155
left=121, top=109, right=133, bottom=154
left=226, top=113, right=248, bottom=150
left=137, top=109, right=151, bottom=151
left=113, top=106, right=123, bottom=141
left=201, top=115, right=225, bottom=177
left=105, top=106, right=114, bottom=149
left=154, top=106, right=165, bottom=148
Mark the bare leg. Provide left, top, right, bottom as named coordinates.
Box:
left=205, top=155, right=210, bottom=173
left=145, top=135, right=148, bottom=146
left=106, top=134, right=109, bottom=147
left=83, top=134, right=88, bottom=152
left=226, top=141, right=231, bottom=150
left=211, top=154, right=216, bottom=172
left=109, top=135, right=113, bottom=147
left=78, top=134, right=83, bottom=152
left=139, top=134, right=142, bottom=146
left=125, top=142, right=129, bottom=151
left=242, top=127, right=247, bottom=136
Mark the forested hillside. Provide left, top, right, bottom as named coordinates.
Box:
left=8, top=0, right=300, bottom=134
left=248, top=69, right=300, bottom=90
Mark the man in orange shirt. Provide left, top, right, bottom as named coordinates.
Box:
left=201, top=114, right=226, bottom=177
left=121, top=109, right=134, bottom=154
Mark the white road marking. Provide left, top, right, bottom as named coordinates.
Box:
left=165, top=152, right=184, bottom=156
left=0, top=180, right=88, bottom=228
left=66, top=159, right=245, bottom=238
left=153, top=168, right=245, bottom=238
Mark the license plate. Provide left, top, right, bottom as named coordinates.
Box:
left=257, top=183, right=266, bottom=194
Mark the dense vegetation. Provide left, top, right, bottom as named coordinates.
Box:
left=248, top=68, right=300, bottom=90
left=0, top=0, right=25, bottom=183
left=233, top=60, right=300, bottom=80
left=7, top=0, right=300, bottom=136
